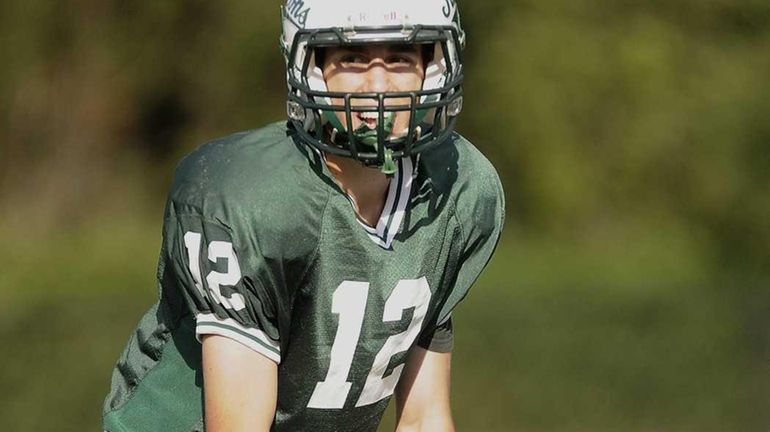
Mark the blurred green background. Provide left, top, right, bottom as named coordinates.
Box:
left=1, top=0, right=768, bottom=431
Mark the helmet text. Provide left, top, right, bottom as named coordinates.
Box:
left=286, top=0, right=311, bottom=27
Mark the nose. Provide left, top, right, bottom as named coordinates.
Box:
left=362, top=61, right=392, bottom=93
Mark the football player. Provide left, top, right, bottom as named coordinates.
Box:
left=102, top=0, right=504, bottom=431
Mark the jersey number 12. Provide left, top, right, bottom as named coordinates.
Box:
left=307, top=278, right=432, bottom=409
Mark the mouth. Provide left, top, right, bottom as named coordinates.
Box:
left=356, top=111, right=380, bottom=129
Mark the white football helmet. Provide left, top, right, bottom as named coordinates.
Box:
left=280, top=0, right=466, bottom=174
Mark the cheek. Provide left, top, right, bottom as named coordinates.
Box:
left=393, top=69, right=425, bottom=92
left=324, top=72, right=363, bottom=93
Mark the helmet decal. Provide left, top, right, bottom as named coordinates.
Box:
left=285, top=0, right=311, bottom=27
left=442, top=0, right=457, bottom=18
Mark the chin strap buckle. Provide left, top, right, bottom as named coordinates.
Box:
left=381, top=148, right=398, bottom=177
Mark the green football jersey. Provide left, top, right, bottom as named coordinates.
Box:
left=103, top=121, right=504, bottom=432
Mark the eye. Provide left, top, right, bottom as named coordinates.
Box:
left=387, top=55, right=416, bottom=66
left=339, top=54, right=369, bottom=67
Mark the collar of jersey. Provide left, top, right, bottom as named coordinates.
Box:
left=316, top=151, right=415, bottom=250
left=352, top=157, right=414, bottom=250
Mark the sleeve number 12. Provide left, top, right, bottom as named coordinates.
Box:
left=307, top=278, right=432, bottom=409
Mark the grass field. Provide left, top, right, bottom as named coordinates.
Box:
left=0, top=218, right=766, bottom=431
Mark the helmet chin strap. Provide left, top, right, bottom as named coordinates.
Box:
left=351, top=113, right=398, bottom=175
left=322, top=106, right=429, bottom=177
left=327, top=112, right=400, bottom=176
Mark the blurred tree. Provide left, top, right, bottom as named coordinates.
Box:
left=0, top=0, right=767, bottom=272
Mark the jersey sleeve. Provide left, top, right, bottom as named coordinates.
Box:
left=416, top=316, right=454, bottom=353
left=162, top=211, right=282, bottom=364
left=436, top=168, right=506, bottom=326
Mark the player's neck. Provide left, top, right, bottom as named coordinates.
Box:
left=324, top=153, right=390, bottom=228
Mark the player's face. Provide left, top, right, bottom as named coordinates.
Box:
left=321, top=44, right=426, bottom=139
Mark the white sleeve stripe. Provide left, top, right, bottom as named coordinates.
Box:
left=196, top=313, right=280, bottom=350
left=196, top=323, right=281, bottom=364
left=195, top=314, right=280, bottom=357
left=437, top=312, right=452, bottom=326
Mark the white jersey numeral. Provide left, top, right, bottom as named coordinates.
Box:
left=183, top=232, right=205, bottom=296
left=307, top=278, right=432, bottom=409
left=183, top=231, right=246, bottom=311
left=356, top=278, right=431, bottom=406
left=307, top=282, right=370, bottom=409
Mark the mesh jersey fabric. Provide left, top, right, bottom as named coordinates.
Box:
left=103, top=121, right=504, bottom=432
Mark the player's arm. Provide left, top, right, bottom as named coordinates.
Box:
left=394, top=346, right=455, bottom=432
left=202, top=334, right=278, bottom=432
